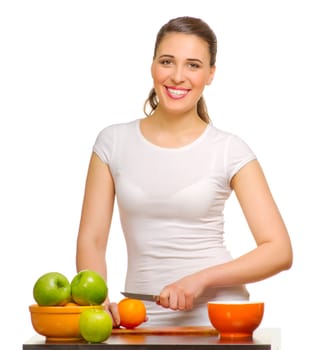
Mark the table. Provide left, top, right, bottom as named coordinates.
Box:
left=23, top=328, right=280, bottom=350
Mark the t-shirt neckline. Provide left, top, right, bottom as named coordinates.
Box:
left=135, top=118, right=211, bottom=152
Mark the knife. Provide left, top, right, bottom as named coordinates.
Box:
left=121, top=291, right=160, bottom=302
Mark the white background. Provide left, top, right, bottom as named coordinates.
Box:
left=0, top=1, right=320, bottom=349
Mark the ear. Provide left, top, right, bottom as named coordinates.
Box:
left=206, top=65, right=216, bottom=85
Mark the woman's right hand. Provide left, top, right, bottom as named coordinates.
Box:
left=105, top=299, right=149, bottom=327
left=104, top=300, right=121, bottom=328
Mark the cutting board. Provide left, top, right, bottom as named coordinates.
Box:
left=112, top=326, right=218, bottom=335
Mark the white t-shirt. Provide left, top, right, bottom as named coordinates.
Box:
left=93, top=119, right=256, bottom=326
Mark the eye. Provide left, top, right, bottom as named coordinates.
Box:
left=188, top=62, right=201, bottom=69
left=159, top=58, right=173, bottom=66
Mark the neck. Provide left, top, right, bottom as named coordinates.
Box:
left=149, top=109, right=206, bottom=133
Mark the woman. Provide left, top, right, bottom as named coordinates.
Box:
left=76, top=16, right=293, bottom=327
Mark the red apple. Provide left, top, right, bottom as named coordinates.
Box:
left=71, top=269, right=107, bottom=306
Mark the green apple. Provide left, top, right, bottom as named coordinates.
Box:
left=71, top=269, right=107, bottom=306
left=79, top=309, right=113, bottom=343
left=33, top=272, right=71, bottom=306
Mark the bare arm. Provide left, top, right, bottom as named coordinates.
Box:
left=76, top=152, right=115, bottom=280
left=160, top=160, right=293, bottom=310
left=76, top=152, right=143, bottom=326
left=201, top=159, right=292, bottom=285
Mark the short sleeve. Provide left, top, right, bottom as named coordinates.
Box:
left=92, top=125, right=115, bottom=165
left=224, top=134, right=257, bottom=185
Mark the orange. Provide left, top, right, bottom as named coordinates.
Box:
left=118, top=298, right=146, bottom=329
left=64, top=302, right=80, bottom=307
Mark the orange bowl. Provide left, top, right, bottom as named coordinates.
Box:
left=208, top=301, right=264, bottom=339
left=29, top=303, right=104, bottom=342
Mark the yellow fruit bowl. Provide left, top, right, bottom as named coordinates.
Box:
left=29, top=303, right=104, bottom=342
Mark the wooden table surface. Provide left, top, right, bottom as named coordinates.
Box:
left=23, top=327, right=280, bottom=350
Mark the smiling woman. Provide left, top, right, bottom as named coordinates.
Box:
left=148, top=32, right=215, bottom=132
left=144, top=17, right=217, bottom=124
left=2, top=1, right=318, bottom=349
left=75, top=15, right=292, bottom=329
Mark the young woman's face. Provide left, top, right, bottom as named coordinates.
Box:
left=151, top=32, right=215, bottom=116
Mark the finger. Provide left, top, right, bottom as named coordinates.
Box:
left=108, top=302, right=121, bottom=327
left=184, top=295, right=194, bottom=311
left=159, top=290, right=170, bottom=308
left=169, top=292, right=179, bottom=310
left=177, top=290, right=186, bottom=311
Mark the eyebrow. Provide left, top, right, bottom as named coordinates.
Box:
left=158, top=54, right=203, bottom=64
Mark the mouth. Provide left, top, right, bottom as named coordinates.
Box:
left=165, top=86, right=190, bottom=99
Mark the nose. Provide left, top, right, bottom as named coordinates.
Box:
left=171, top=65, right=185, bottom=84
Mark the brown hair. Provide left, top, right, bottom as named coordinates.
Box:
left=143, top=16, right=217, bottom=123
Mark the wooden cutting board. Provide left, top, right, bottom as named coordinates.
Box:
left=112, top=326, right=218, bottom=335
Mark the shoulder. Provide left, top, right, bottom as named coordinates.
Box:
left=207, top=124, right=249, bottom=148
left=93, top=119, right=139, bottom=164
left=206, top=125, right=257, bottom=183
left=97, top=119, right=138, bottom=138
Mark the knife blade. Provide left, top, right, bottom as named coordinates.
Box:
left=121, top=291, right=160, bottom=302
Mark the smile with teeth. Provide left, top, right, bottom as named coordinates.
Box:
left=166, top=87, right=190, bottom=99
